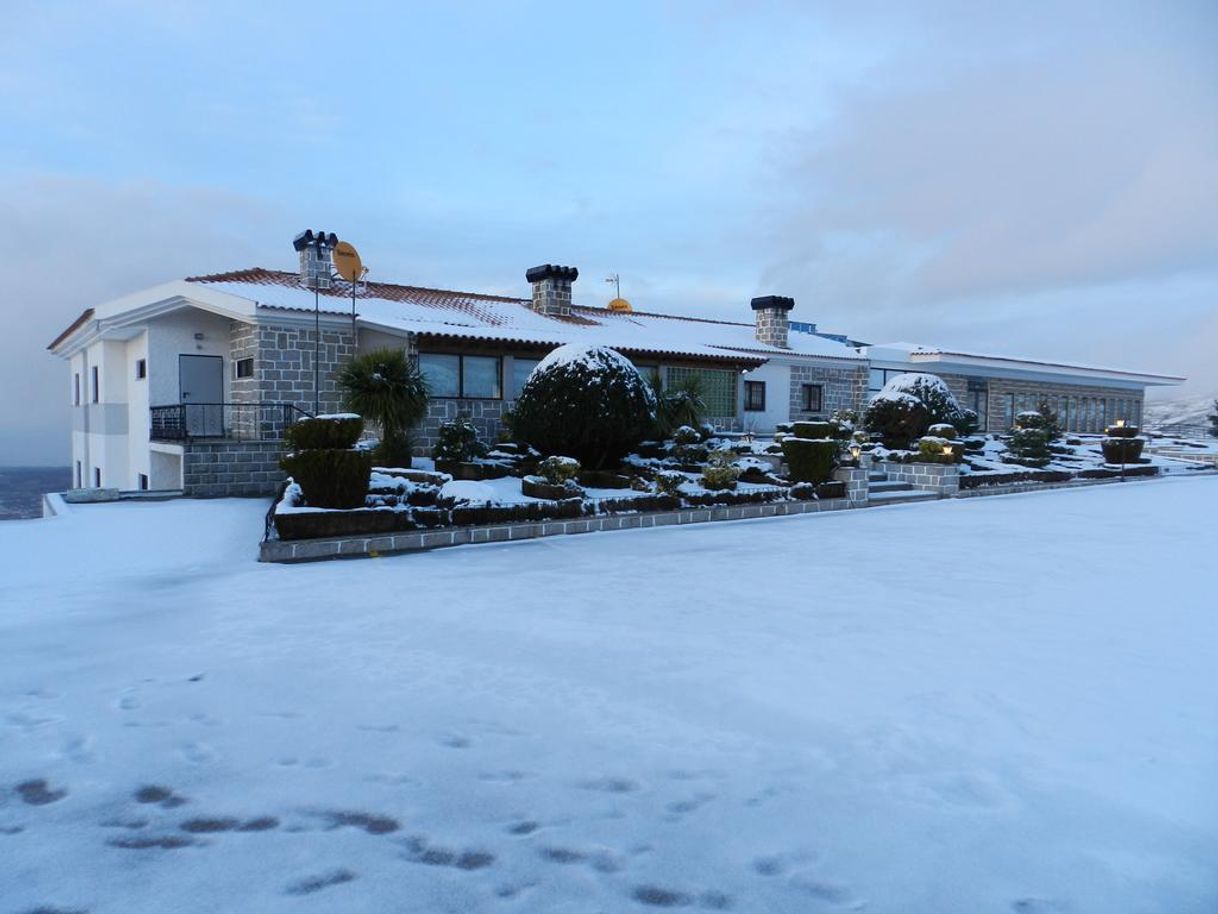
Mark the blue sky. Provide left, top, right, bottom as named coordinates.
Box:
left=2, top=1, right=1215, bottom=464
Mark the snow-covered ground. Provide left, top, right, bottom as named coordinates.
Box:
left=2, top=480, right=1216, bottom=913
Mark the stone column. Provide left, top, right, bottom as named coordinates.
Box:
left=833, top=465, right=870, bottom=506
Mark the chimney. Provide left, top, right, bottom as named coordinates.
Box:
left=751, top=295, right=795, bottom=348
left=293, top=229, right=338, bottom=289
left=526, top=264, right=579, bottom=317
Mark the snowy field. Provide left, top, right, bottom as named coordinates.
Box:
left=2, top=479, right=1216, bottom=913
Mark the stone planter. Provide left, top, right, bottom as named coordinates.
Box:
left=816, top=480, right=846, bottom=499
left=1100, top=437, right=1144, bottom=464
left=275, top=508, right=398, bottom=541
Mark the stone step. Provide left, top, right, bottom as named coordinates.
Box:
left=868, top=472, right=889, bottom=482
left=867, top=489, right=939, bottom=504
left=869, top=479, right=914, bottom=493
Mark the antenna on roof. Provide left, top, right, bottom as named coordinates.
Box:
left=604, top=273, right=633, bottom=312
left=332, top=240, right=367, bottom=356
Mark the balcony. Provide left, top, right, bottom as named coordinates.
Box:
left=150, top=402, right=313, bottom=443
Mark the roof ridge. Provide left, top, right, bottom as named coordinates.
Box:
left=186, top=266, right=531, bottom=304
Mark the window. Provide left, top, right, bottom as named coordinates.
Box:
left=418, top=353, right=502, bottom=399
left=135, top=359, right=147, bottom=380
left=91, top=366, right=99, bottom=403
left=73, top=373, right=80, bottom=406
left=666, top=366, right=737, bottom=418
left=93, top=467, right=101, bottom=487
left=235, top=357, right=254, bottom=379
left=462, top=355, right=502, bottom=399
left=138, top=473, right=149, bottom=491
left=510, top=358, right=540, bottom=398
left=868, top=368, right=886, bottom=394
left=75, top=461, right=81, bottom=488
left=800, top=383, right=823, bottom=413
left=1005, top=393, right=1016, bottom=428
left=744, top=380, right=766, bottom=411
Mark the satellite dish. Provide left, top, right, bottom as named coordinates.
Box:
left=332, top=240, right=364, bottom=283
left=607, top=297, right=633, bottom=313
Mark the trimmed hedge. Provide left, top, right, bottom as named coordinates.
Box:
left=793, top=421, right=834, bottom=439
left=781, top=437, right=838, bottom=483
left=281, top=449, right=373, bottom=509
left=285, top=415, right=364, bottom=451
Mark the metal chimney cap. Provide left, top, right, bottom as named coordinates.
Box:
left=750, top=295, right=795, bottom=312
left=526, top=264, right=579, bottom=283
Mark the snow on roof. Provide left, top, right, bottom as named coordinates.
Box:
left=184, top=269, right=862, bottom=365
left=865, top=340, right=1184, bottom=384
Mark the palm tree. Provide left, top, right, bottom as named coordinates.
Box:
left=337, top=349, right=429, bottom=466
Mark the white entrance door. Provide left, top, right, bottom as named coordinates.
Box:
left=179, top=355, right=224, bottom=437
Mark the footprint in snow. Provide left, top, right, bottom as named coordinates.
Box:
left=321, top=811, right=400, bottom=835
left=16, top=779, right=69, bottom=806
left=134, top=785, right=188, bottom=808
left=579, top=776, right=638, bottom=794
left=402, top=836, right=494, bottom=871
left=285, top=869, right=356, bottom=895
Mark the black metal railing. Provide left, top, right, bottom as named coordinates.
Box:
left=1149, top=422, right=1215, bottom=440
left=150, top=402, right=314, bottom=442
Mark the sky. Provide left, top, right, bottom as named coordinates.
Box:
left=1, top=0, right=1215, bottom=465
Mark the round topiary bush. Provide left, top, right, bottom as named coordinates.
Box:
left=781, top=437, right=838, bottom=483
left=863, top=391, right=930, bottom=448
left=511, top=344, right=657, bottom=469
left=285, top=415, right=364, bottom=451
left=876, top=373, right=963, bottom=427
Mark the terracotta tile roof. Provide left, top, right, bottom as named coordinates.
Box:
left=184, top=267, right=862, bottom=365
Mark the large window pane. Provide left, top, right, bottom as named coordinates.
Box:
left=511, top=358, right=539, bottom=398
left=462, top=356, right=502, bottom=399
left=419, top=353, right=459, bottom=397
left=666, top=366, right=736, bottom=418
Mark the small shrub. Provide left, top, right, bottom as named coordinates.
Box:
left=781, top=437, right=838, bottom=483
left=650, top=373, right=708, bottom=439
left=701, top=465, right=740, bottom=490
left=285, top=415, right=364, bottom=451
left=916, top=435, right=960, bottom=463
left=1101, top=437, right=1145, bottom=464
left=790, top=482, right=817, bottom=500
left=653, top=469, right=688, bottom=497
left=673, top=425, right=701, bottom=445
left=538, top=455, right=580, bottom=485
left=433, top=417, right=488, bottom=464
left=927, top=423, right=958, bottom=440
left=1005, top=427, right=1052, bottom=467
left=1034, top=399, right=1063, bottom=440
left=280, top=449, right=372, bottom=509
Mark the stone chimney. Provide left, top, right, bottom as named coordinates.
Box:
left=293, top=229, right=338, bottom=289
left=751, top=295, right=795, bottom=348
left=526, top=264, right=579, bottom=317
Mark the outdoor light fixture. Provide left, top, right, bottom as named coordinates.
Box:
left=1116, top=418, right=1127, bottom=428
left=849, top=444, right=862, bottom=461
left=943, top=444, right=955, bottom=458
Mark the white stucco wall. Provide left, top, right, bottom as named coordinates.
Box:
left=739, top=361, right=791, bottom=433
left=148, top=310, right=233, bottom=408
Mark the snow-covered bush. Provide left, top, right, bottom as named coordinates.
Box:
left=864, top=391, right=930, bottom=447
left=916, top=435, right=960, bottom=464
left=673, top=425, right=701, bottom=445
left=1101, top=437, right=1144, bottom=464
left=781, top=437, right=838, bottom=483
left=653, top=469, right=688, bottom=497
left=512, top=344, right=658, bottom=468
left=285, top=415, right=364, bottom=451
left=1005, top=427, right=1052, bottom=468
left=793, top=420, right=834, bottom=439
left=701, top=465, right=740, bottom=490
left=537, top=455, right=580, bottom=485
left=433, top=417, right=488, bottom=464
left=280, top=449, right=372, bottom=509
left=955, top=407, right=980, bottom=435
left=927, top=423, right=958, bottom=440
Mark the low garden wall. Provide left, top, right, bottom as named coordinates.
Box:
left=880, top=462, right=960, bottom=496
left=184, top=441, right=285, bottom=497
left=260, top=496, right=853, bottom=563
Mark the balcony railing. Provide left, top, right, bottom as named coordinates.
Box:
left=150, top=402, right=314, bottom=442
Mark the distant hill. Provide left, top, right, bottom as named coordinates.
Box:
left=1144, top=393, right=1217, bottom=431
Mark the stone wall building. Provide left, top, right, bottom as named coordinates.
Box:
left=48, top=230, right=1184, bottom=497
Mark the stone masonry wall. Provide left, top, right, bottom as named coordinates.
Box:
left=790, top=364, right=868, bottom=421
left=883, top=462, right=960, bottom=497
left=183, top=440, right=285, bottom=497
left=415, top=398, right=510, bottom=453
left=256, top=322, right=355, bottom=416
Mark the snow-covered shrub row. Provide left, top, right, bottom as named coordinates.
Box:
left=512, top=344, right=658, bottom=469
